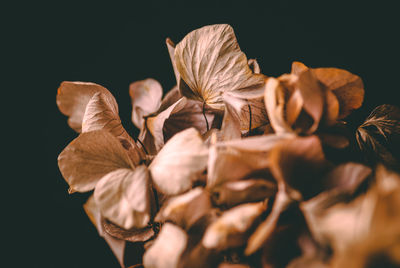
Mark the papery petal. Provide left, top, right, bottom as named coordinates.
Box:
left=129, top=79, right=163, bottom=129
left=58, top=130, right=134, bottom=193
left=174, top=24, right=265, bottom=110
left=143, top=223, right=188, bottom=268
left=313, top=67, right=364, bottom=119
left=202, top=202, right=266, bottom=250
left=155, top=187, right=212, bottom=229
left=102, top=218, right=155, bottom=243
left=56, top=81, right=112, bottom=132
left=149, top=128, right=208, bottom=195
left=94, top=166, right=155, bottom=229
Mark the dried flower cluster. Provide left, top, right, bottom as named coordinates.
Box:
left=56, top=24, right=400, bottom=268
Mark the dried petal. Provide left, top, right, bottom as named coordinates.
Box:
left=356, top=104, right=400, bottom=169
left=58, top=130, right=134, bottom=193
left=102, top=218, right=155, bottom=243
left=149, top=128, right=208, bottom=195
left=82, top=92, right=133, bottom=143
left=143, top=223, right=188, bottom=268
left=202, top=202, right=266, bottom=250
left=94, top=166, right=155, bottom=229
left=212, top=179, right=277, bottom=207
left=57, top=81, right=112, bottom=132
left=155, top=187, right=212, bottom=229
left=174, top=24, right=265, bottom=110
left=129, top=79, right=163, bottom=129
left=166, top=38, right=180, bottom=86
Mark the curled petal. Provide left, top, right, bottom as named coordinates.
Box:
left=94, top=166, right=155, bottom=229
left=129, top=79, right=163, bottom=129
left=56, top=81, right=112, bottom=132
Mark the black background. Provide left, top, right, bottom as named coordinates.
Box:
left=8, top=1, right=400, bottom=267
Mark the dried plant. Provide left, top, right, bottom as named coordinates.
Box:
left=57, top=24, right=400, bottom=268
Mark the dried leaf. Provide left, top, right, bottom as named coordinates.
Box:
left=143, top=223, right=188, bottom=268
left=58, top=130, right=134, bottom=193
left=174, top=24, right=265, bottom=110
left=356, top=104, right=400, bottom=169
left=202, top=202, right=266, bottom=250
left=129, top=79, right=163, bottom=129
left=166, top=38, right=180, bottom=86
left=94, top=166, right=155, bottom=229
left=102, top=218, right=155, bottom=243
left=57, top=81, right=112, bottom=132
left=149, top=128, right=208, bottom=195
left=155, top=187, right=212, bottom=229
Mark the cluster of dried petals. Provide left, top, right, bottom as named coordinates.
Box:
left=57, top=24, right=400, bottom=268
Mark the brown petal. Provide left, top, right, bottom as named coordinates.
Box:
left=94, top=166, right=155, bottom=229
left=155, top=187, right=212, bottom=229
left=143, top=223, right=188, bottom=268
left=174, top=24, right=265, bottom=110
left=207, top=134, right=293, bottom=188
left=56, top=81, right=112, bottom=132
left=129, top=79, right=163, bottom=129
left=211, top=179, right=277, bottom=207
left=149, top=128, right=208, bottom=195
left=102, top=218, right=155, bottom=243
left=291, top=61, right=309, bottom=75
left=313, top=67, right=364, bottom=119
left=58, top=130, right=134, bottom=193
left=202, top=202, right=266, bottom=250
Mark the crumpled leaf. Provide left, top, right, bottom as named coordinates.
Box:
left=211, top=179, right=277, bottom=207
left=356, top=104, right=400, bottom=170
left=94, top=166, right=155, bottom=229
left=101, top=218, right=155, bottom=243
left=57, top=81, right=112, bottom=132
left=207, top=134, right=293, bottom=188
left=129, top=79, right=163, bottom=129
left=58, top=130, right=134, bottom=193
left=202, top=202, right=266, bottom=250
left=155, top=187, right=212, bottom=229
left=174, top=24, right=265, bottom=110
left=149, top=128, right=208, bottom=195
left=143, top=223, right=188, bottom=268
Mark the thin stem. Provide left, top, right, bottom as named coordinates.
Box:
left=248, top=103, right=252, bottom=134
left=203, top=101, right=210, bottom=131
left=137, top=138, right=149, bottom=155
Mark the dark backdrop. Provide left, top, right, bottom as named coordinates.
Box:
left=13, top=1, right=400, bottom=267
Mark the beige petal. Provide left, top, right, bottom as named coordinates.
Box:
left=223, top=92, right=269, bottom=134
left=56, top=81, right=111, bottom=132
left=149, top=128, right=208, bottom=195
left=94, top=166, right=155, bottom=229
left=313, top=67, right=364, bottom=119
left=207, top=134, right=293, bottom=188
left=155, top=187, right=212, bottom=229
left=82, top=92, right=132, bottom=142
left=264, top=77, right=294, bottom=134
left=143, top=223, right=188, bottom=268
left=58, top=130, right=134, bottom=193
left=202, top=202, right=266, bottom=250
left=129, top=79, right=163, bottom=129
left=83, top=195, right=127, bottom=267
left=220, top=95, right=242, bottom=141
left=174, top=24, right=265, bottom=110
